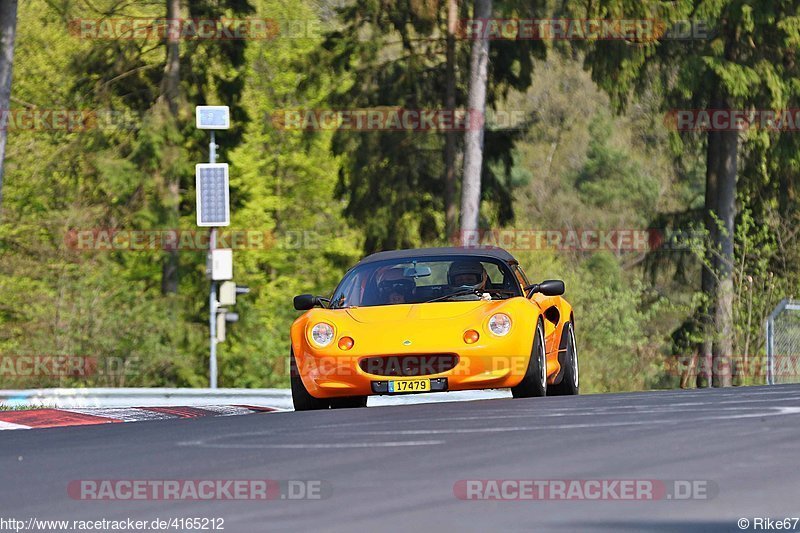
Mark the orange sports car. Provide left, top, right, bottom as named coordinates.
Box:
left=290, top=247, right=578, bottom=410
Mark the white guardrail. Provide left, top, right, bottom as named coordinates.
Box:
left=0, top=388, right=296, bottom=410
left=0, top=388, right=510, bottom=410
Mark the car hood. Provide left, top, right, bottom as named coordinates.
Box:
left=345, top=300, right=490, bottom=324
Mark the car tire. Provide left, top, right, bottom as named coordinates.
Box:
left=548, top=322, right=579, bottom=396
left=290, top=350, right=330, bottom=411
left=330, top=396, right=368, bottom=409
left=511, top=317, right=548, bottom=398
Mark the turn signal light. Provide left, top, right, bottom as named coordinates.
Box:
left=338, top=336, right=355, bottom=350
left=463, top=329, right=480, bottom=344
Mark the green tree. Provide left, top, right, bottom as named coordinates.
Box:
left=223, top=0, right=362, bottom=386
left=307, top=0, right=546, bottom=252
left=572, top=0, right=800, bottom=386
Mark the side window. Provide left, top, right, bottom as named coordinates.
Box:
left=514, top=265, right=529, bottom=290
left=332, top=273, right=356, bottom=307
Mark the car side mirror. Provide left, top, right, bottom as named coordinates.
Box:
left=525, top=280, right=565, bottom=298
left=294, top=294, right=320, bottom=310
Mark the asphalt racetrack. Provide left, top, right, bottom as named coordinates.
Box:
left=3, top=385, right=800, bottom=532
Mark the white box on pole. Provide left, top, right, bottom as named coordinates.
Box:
left=209, top=249, right=233, bottom=281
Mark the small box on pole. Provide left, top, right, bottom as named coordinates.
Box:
left=219, top=281, right=237, bottom=306
left=216, top=310, right=227, bottom=342
left=209, top=249, right=233, bottom=281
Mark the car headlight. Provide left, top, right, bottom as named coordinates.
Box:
left=488, top=313, right=511, bottom=336
left=311, top=323, right=334, bottom=347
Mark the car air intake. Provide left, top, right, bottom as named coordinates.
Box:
left=359, top=354, right=459, bottom=376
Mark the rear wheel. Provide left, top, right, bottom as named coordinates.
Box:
left=290, top=350, right=330, bottom=411
left=548, top=322, right=579, bottom=396
left=511, top=318, right=548, bottom=398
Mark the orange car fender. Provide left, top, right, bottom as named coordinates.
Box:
left=531, top=294, right=573, bottom=382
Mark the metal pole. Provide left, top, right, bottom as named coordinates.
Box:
left=209, top=130, right=218, bottom=389
left=209, top=229, right=217, bottom=388
left=210, top=130, right=216, bottom=162
left=766, top=317, right=773, bottom=386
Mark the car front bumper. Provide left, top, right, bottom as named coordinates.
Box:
left=292, top=346, right=542, bottom=399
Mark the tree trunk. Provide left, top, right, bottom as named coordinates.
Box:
left=710, top=19, right=738, bottom=388
left=161, top=0, right=181, bottom=117
left=459, top=0, right=491, bottom=243
left=0, top=0, right=18, bottom=212
left=713, top=114, right=737, bottom=387
left=444, top=0, right=458, bottom=242
left=698, top=97, right=722, bottom=388
left=160, top=0, right=181, bottom=294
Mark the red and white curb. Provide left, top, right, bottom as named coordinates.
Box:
left=0, top=405, right=278, bottom=430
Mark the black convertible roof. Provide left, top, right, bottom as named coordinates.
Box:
left=357, top=246, right=518, bottom=265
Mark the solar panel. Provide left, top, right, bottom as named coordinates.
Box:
left=195, top=105, right=230, bottom=129
left=196, top=163, right=230, bottom=227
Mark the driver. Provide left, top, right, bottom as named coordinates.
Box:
left=447, top=260, right=488, bottom=291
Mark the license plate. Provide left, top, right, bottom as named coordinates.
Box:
left=388, top=379, right=431, bottom=393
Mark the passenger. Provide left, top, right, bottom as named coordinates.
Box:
left=377, top=267, right=414, bottom=304
left=388, top=291, right=406, bottom=304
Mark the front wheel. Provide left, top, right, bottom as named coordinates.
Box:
left=290, top=350, right=330, bottom=411
left=511, top=318, right=548, bottom=398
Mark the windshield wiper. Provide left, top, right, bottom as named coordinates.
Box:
left=425, top=288, right=518, bottom=304
left=425, top=287, right=478, bottom=303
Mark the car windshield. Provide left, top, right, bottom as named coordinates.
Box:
left=329, top=255, right=522, bottom=308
